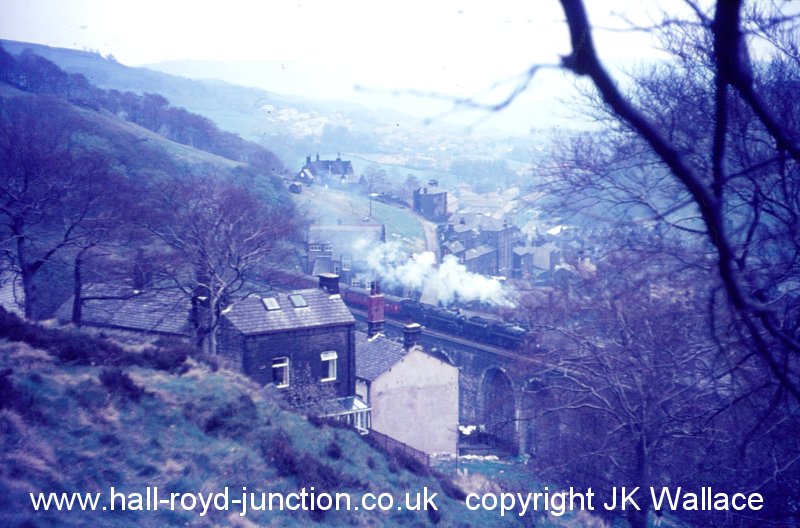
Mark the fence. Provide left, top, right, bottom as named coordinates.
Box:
left=367, top=429, right=430, bottom=467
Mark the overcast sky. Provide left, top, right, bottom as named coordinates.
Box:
left=0, top=1, right=702, bottom=132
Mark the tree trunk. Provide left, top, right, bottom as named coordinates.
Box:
left=71, top=251, right=85, bottom=326
left=629, top=435, right=651, bottom=528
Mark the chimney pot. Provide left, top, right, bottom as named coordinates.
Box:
left=367, top=280, right=385, bottom=338
left=403, top=323, right=422, bottom=350
left=318, top=273, right=340, bottom=294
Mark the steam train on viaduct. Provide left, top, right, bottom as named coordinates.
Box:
left=265, top=269, right=528, bottom=349
left=343, top=285, right=529, bottom=349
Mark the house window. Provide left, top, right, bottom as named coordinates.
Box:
left=321, top=350, right=337, bottom=382
left=272, top=357, right=289, bottom=388
left=309, top=243, right=321, bottom=252
left=341, top=255, right=351, bottom=271
left=333, top=263, right=340, bottom=274
left=323, top=243, right=333, bottom=252
left=350, top=277, right=361, bottom=288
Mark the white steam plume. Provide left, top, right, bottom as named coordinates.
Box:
left=354, top=239, right=514, bottom=307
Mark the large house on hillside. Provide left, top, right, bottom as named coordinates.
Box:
left=297, top=153, right=364, bottom=189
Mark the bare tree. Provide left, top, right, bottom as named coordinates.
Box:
left=0, top=96, right=119, bottom=319
left=522, top=245, right=798, bottom=528
left=144, top=175, right=301, bottom=354
left=550, top=0, right=800, bottom=399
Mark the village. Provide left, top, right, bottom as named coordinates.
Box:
left=0, top=151, right=603, bottom=464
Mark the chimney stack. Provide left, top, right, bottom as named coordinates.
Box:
left=318, top=273, right=340, bottom=295
left=366, top=281, right=385, bottom=338
left=403, top=323, right=422, bottom=351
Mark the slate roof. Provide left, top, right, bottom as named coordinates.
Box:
left=451, top=213, right=508, bottom=233
left=444, top=240, right=466, bottom=255
left=304, top=158, right=354, bottom=176
left=223, top=288, right=355, bottom=335
left=355, top=331, right=406, bottom=381
left=55, top=287, right=192, bottom=336
left=465, top=244, right=496, bottom=261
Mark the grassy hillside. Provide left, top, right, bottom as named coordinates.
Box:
left=0, top=81, right=242, bottom=176
left=0, top=309, right=516, bottom=528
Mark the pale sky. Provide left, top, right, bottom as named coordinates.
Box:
left=0, top=1, right=697, bottom=132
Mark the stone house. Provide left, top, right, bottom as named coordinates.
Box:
left=413, top=186, right=448, bottom=222
left=216, top=285, right=357, bottom=400
left=441, top=213, right=520, bottom=277
left=297, top=153, right=364, bottom=189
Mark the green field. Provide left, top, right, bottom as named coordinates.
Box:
left=291, top=185, right=426, bottom=252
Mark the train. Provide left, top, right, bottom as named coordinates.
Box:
left=341, top=286, right=529, bottom=350
left=265, top=269, right=529, bottom=349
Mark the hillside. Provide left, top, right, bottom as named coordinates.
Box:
left=0, top=39, right=538, bottom=171
left=0, top=309, right=515, bottom=527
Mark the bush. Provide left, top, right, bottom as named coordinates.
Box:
left=427, top=504, right=442, bottom=524
left=437, top=474, right=467, bottom=501
left=0, top=368, right=37, bottom=418
left=142, top=345, right=188, bottom=372
left=260, top=429, right=297, bottom=477
left=203, top=394, right=258, bottom=439
left=99, top=367, right=144, bottom=402
left=0, top=307, right=131, bottom=366
left=325, top=440, right=342, bottom=460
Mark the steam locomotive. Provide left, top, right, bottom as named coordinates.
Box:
left=265, top=269, right=528, bottom=349
left=341, top=286, right=529, bottom=350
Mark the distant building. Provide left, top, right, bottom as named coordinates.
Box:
left=413, top=186, right=448, bottom=222
left=512, top=242, right=561, bottom=281
left=297, top=153, right=364, bottom=189
left=441, top=213, right=520, bottom=277
left=306, top=223, right=385, bottom=287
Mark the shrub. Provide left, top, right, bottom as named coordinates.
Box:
left=203, top=394, right=257, bottom=439
left=0, top=368, right=37, bottom=418
left=427, top=504, right=442, bottom=524
left=0, top=307, right=131, bottom=366
left=142, top=345, right=188, bottom=372
left=437, top=474, right=467, bottom=501
left=260, top=429, right=297, bottom=477
left=99, top=367, right=144, bottom=402
left=325, top=440, right=342, bottom=460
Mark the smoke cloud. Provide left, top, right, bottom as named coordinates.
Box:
left=354, top=239, right=514, bottom=307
